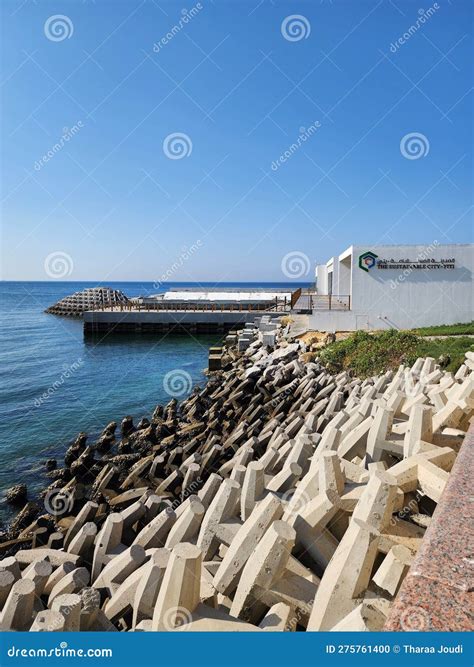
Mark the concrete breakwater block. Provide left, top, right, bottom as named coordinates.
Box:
left=262, top=332, right=276, bottom=348
left=0, top=324, right=472, bottom=632
left=45, top=287, right=130, bottom=317
left=208, top=347, right=223, bottom=372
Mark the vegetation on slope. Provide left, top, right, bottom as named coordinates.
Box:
left=409, top=322, right=474, bottom=336
left=319, top=330, right=473, bottom=377
left=412, top=336, right=474, bottom=373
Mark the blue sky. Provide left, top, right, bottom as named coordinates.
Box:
left=1, top=0, right=472, bottom=282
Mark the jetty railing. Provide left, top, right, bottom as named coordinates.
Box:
left=92, top=299, right=292, bottom=314
left=89, top=295, right=351, bottom=314
left=293, top=293, right=351, bottom=312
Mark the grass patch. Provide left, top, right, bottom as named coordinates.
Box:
left=319, top=330, right=473, bottom=377
left=412, top=336, right=474, bottom=373
left=409, top=322, right=474, bottom=336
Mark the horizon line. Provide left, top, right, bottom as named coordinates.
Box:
left=0, top=279, right=313, bottom=284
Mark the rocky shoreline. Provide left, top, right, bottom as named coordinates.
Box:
left=0, top=317, right=472, bottom=631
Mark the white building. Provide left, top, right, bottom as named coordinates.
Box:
left=309, top=243, right=473, bottom=331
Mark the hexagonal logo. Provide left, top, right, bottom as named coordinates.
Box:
left=358, top=251, right=378, bottom=272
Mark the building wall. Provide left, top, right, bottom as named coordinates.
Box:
left=329, top=257, right=339, bottom=295
left=310, top=244, right=473, bottom=330
left=339, top=256, right=352, bottom=296
left=315, top=265, right=328, bottom=294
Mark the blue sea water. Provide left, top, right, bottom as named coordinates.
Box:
left=0, top=281, right=306, bottom=523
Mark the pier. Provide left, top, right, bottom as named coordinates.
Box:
left=83, top=288, right=295, bottom=335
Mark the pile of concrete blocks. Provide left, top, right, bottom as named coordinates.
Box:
left=249, top=316, right=281, bottom=350
left=259, top=317, right=280, bottom=349
left=45, top=287, right=130, bottom=317
left=1, top=327, right=472, bottom=632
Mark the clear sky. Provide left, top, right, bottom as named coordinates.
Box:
left=1, top=0, right=472, bottom=282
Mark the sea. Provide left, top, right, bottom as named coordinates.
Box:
left=0, top=281, right=307, bottom=523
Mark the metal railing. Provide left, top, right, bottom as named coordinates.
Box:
left=91, top=298, right=292, bottom=314
left=293, top=293, right=351, bottom=312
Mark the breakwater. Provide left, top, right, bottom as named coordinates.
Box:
left=0, top=318, right=472, bottom=631
left=0, top=281, right=306, bottom=520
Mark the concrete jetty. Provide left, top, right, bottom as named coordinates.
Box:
left=83, top=289, right=294, bottom=335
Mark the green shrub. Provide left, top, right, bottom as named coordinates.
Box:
left=319, top=330, right=472, bottom=377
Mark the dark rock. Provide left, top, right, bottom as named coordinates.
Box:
left=64, top=432, right=87, bottom=466
left=152, top=405, right=164, bottom=421
left=5, top=484, right=27, bottom=505
left=107, top=453, right=141, bottom=472
left=117, top=439, right=132, bottom=455
left=9, top=502, right=41, bottom=534
left=133, top=439, right=154, bottom=457
left=94, top=432, right=115, bottom=453
left=74, top=432, right=88, bottom=448
left=102, top=421, right=117, bottom=436
left=121, top=416, right=134, bottom=437
left=40, top=479, right=64, bottom=498
left=69, top=447, right=96, bottom=480
left=46, top=468, right=71, bottom=482
left=164, top=399, right=177, bottom=421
